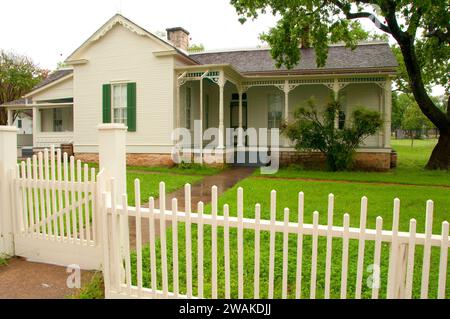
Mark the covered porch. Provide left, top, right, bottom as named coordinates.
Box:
left=175, top=65, right=393, bottom=165
left=3, top=100, right=74, bottom=150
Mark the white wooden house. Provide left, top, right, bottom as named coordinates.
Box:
left=2, top=14, right=398, bottom=170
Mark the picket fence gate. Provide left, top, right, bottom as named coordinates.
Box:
left=102, top=178, right=449, bottom=299
left=11, top=146, right=103, bottom=269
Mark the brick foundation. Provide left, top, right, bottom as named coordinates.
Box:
left=75, top=153, right=175, bottom=167
left=279, top=151, right=392, bottom=171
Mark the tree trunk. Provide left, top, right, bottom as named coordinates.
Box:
left=426, top=130, right=450, bottom=170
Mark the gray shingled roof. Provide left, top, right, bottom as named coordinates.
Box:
left=1, top=98, right=33, bottom=106
left=190, top=42, right=398, bottom=74
left=33, top=69, right=73, bottom=90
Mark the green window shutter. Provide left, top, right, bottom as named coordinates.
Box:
left=127, top=82, right=136, bottom=132
left=102, top=84, right=111, bottom=123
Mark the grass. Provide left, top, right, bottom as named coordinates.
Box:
left=253, top=139, right=450, bottom=186
left=126, top=172, right=203, bottom=206
left=130, top=138, right=450, bottom=299
left=127, top=164, right=225, bottom=176
left=68, top=272, right=105, bottom=299
left=0, top=256, right=9, bottom=266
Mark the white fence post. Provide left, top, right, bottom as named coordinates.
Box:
left=0, top=126, right=18, bottom=256
left=98, top=124, right=127, bottom=199
left=98, top=123, right=127, bottom=293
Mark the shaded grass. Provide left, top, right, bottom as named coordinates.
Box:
left=127, top=164, right=225, bottom=176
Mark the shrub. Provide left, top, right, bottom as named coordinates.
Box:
left=282, top=97, right=383, bottom=171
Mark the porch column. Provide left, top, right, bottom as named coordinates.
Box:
left=32, top=105, right=39, bottom=148
left=237, top=87, right=244, bottom=147
left=199, top=78, right=203, bottom=164
left=176, top=81, right=181, bottom=129
left=218, top=73, right=225, bottom=149
left=7, top=109, right=13, bottom=126
left=333, top=78, right=340, bottom=129
left=384, top=78, right=392, bottom=148
left=283, top=80, right=290, bottom=147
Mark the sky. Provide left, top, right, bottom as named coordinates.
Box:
left=0, top=0, right=444, bottom=95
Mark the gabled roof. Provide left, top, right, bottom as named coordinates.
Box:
left=65, top=14, right=197, bottom=65
left=33, top=69, right=73, bottom=91
left=190, top=42, right=398, bottom=75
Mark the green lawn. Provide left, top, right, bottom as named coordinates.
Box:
left=130, top=138, right=449, bottom=299
left=253, top=139, right=450, bottom=186
left=126, top=172, right=203, bottom=206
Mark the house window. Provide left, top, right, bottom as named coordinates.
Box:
left=17, top=118, right=22, bottom=129
left=185, top=87, right=191, bottom=129
left=112, top=83, right=127, bottom=124
left=338, top=111, right=346, bottom=129
left=53, top=109, right=63, bottom=132
left=268, top=93, right=283, bottom=129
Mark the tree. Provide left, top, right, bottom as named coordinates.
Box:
left=401, top=101, right=429, bottom=147
left=0, top=50, right=47, bottom=125
left=231, top=0, right=450, bottom=170
left=282, top=97, right=383, bottom=171
left=188, top=43, right=205, bottom=52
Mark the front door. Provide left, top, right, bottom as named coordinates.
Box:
left=230, top=93, right=248, bottom=146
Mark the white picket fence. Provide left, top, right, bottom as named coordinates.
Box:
left=11, top=146, right=103, bottom=269
left=103, top=178, right=449, bottom=299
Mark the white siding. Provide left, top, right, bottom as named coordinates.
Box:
left=33, top=76, right=73, bottom=101
left=72, top=24, right=176, bottom=153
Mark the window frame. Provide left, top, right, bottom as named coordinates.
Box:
left=267, top=93, right=283, bottom=129
left=111, top=83, right=128, bottom=125
left=53, top=108, right=63, bottom=132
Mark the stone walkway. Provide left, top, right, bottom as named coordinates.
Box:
left=128, top=166, right=255, bottom=247
left=0, top=167, right=254, bottom=298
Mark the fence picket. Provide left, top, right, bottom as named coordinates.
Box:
left=122, top=193, right=132, bottom=296
left=405, top=219, right=416, bottom=299
left=420, top=200, right=433, bottom=299
left=77, top=160, right=84, bottom=242
left=64, top=153, right=71, bottom=240
left=134, top=179, right=143, bottom=297
left=268, top=190, right=276, bottom=299
left=43, top=149, right=52, bottom=238
left=197, top=201, right=204, bottom=298
left=70, top=156, right=76, bottom=239
left=211, top=186, right=218, bottom=299
left=32, top=155, right=40, bottom=235
left=254, top=204, right=261, bottom=299
left=341, top=213, right=350, bottom=299
left=50, top=146, right=58, bottom=238
left=324, top=194, right=334, bottom=299
left=184, top=184, right=192, bottom=298
left=237, top=187, right=244, bottom=299
left=172, top=198, right=179, bottom=298
left=223, top=204, right=230, bottom=299
left=90, top=167, right=96, bottom=243
left=57, top=149, right=64, bottom=239
left=437, top=221, right=448, bottom=299
left=355, top=196, right=368, bottom=299
left=295, top=192, right=304, bottom=299
left=148, top=197, right=157, bottom=296
left=282, top=208, right=289, bottom=299
left=372, top=216, right=383, bottom=299
left=20, top=161, right=28, bottom=234
left=38, top=153, right=46, bottom=238
left=310, top=211, right=319, bottom=299
left=84, top=165, right=91, bottom=243
left=110, top=178, right=121, bottom=292
left=27, top=158, right=35, bottom=236
left=159, top=182, right=169, bottom=298
left=387, top=198, right=400, bottom=298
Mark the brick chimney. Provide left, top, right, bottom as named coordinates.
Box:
left=166, top=27, right=190, bottom=51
